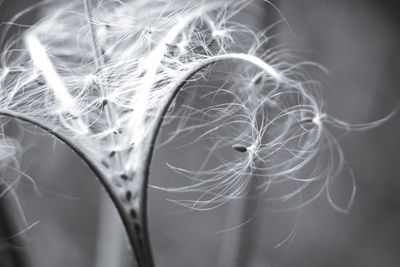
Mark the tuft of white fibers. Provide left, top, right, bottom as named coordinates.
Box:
left=0, top=0, right=394, bottom=213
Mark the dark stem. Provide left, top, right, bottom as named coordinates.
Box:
left=0, top=110, right=145, bottom=266
left=139, top=53, right=280, bottom=266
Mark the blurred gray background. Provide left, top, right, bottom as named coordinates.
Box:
left=1, top=0, right=400, bottom=266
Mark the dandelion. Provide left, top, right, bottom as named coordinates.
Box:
left=0, top=0, right=395, bottom=266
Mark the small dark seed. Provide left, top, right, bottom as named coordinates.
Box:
left=114, top=129, right=122, bottom=134
left=254, top=75, right=263, bottom=85
left=130, top=209, right=137, bottom=219
left=138, top=71, right=146, bottom=78
left=300, top=118, right=313, bottom=124
left=101, top=160, right=109, bottom=168
left=125, top=190, right=132, bottom=201
left=232, top=144, right=247, bottom=153
left=120, top=174, right=129, bottom=180
left=109, top=151, right=116, bottom=158
left=128, top=144, right=134, bottom=152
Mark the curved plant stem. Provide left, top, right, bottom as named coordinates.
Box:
left=138, top=53, right=281, bottom=266
left=0, top=110, right=150, bottom=266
